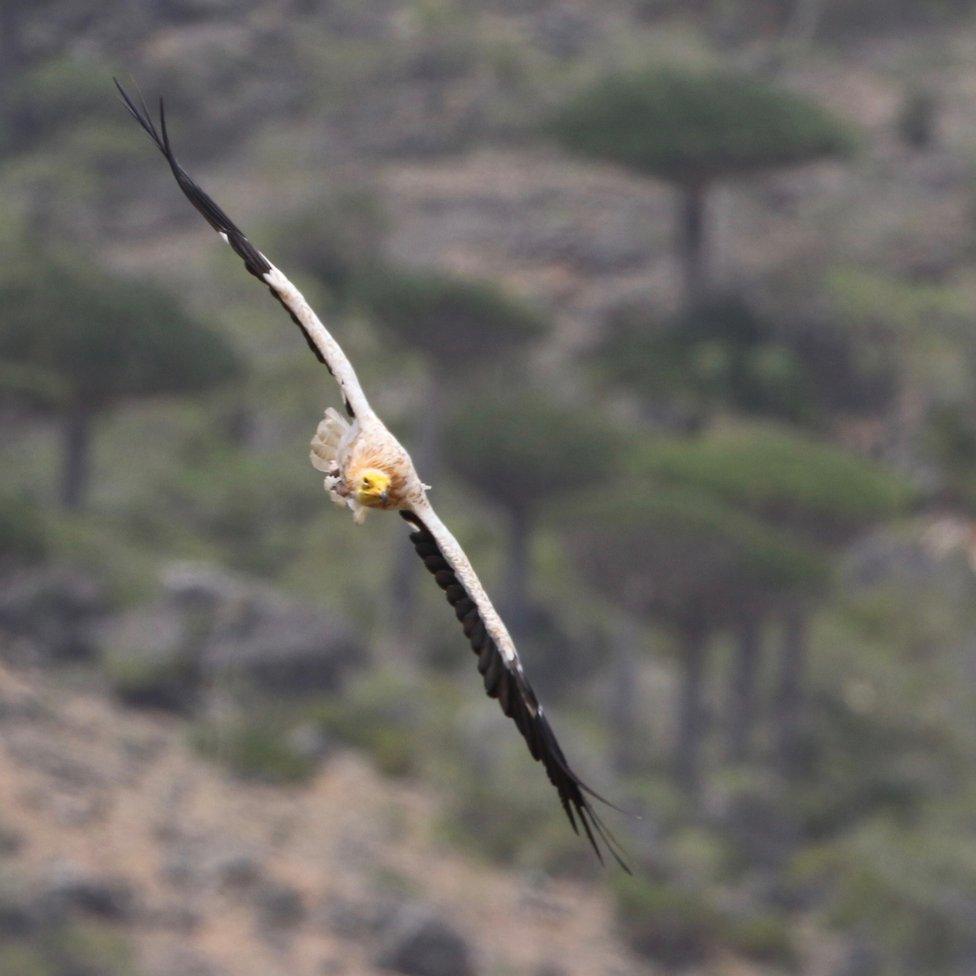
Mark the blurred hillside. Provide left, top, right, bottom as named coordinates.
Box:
left=3, top=2, right=976, bottom=975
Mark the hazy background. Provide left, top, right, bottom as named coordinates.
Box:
left=2, top=2, right=976, bottom=974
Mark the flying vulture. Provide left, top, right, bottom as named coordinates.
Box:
left=115, top=82, right=628, bottom=871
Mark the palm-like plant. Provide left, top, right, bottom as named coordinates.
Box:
left=0, top=249, right=242, bottom=510
left=548, top=67, right=854, bottom=303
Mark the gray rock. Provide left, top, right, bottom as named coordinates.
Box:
left=0, top=568, right=104, bottom=663
left=0, top=823, right=23, bottom=855
left=375, top=905, right=475, bottom=976
left=172, top=563, right=364, bottom=696
left=255, top=882, right=305, bottom=929
left=37, top=863, right=134, bottom=921
left=102, top=602, right=201, bottom=714
left=324, top=893, right=400, bottom=939
left=0, top=885, right=37, bottom=938
left=216, top=853, right=263, bottom=891
left=104, top=563, right=364, bottom=713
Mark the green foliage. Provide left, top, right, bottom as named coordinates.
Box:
left=594, top=294, right=896, bottom=426
left=559, top=478, right=828, bottom=623
left=629, top=424, right=913, bottom=540
left=548, top=67, right=855, bottom=185
left=437, top=755, right=582, bottom=870
left=614, top=874, right=720, bottom=968
left=3, top=55, right=128, bottom=157
left=0, top=921, right=137, bottom=976
left=104, top=649, right=198, bottom=715
left=799, top=815, right=976, bottom=975
left=309, top=669, right=459, bottom=778
left=924, top=402, right=976, bottom=507
left=0, top=250, right=243, bottom=410
left=192, top=714, right=319, bottom=785
left=270, top=186, right=389, bottom=301
left=613, top=871, right=798, bottom=970
left=157, top=448, right=322, bottom=575
left=0, top=494, right=47, bottom=565
left=353, top=267, right=547, bottom=369
left=446, top=389, right=622, bottom=515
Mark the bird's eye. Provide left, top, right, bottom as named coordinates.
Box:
left=362, top=478, right=371, bottom=488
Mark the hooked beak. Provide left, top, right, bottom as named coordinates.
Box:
left=379, top=489, right=390, bottom=505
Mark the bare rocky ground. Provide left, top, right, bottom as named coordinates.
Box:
left=0, top=659, right=649, bottom=976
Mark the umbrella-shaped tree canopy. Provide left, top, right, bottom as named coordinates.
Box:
left=446, top=390, right=622, bottom=519
left=548, top=67, right=854, bottom=303
left=628, top=423, right=913, bottom=545
left=0, top=250, right=243, bottom=509
left=559, top=481, right=828, bottom=629
left=353, top=267, right=548, bottom=370
left=446, top=388, right=622, bottom=637
left=547, top=67, right=855, bottom=187
left=0, top=252, right=242, bottom=411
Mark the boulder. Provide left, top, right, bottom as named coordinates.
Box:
left=105, top=563, right=364, bottom=712
left=168, top=563, right=364, bottom=696
left=36, top=863, right=135, bottom=922
left=255, top=882, right=305, bottom=930
left=0, top=568, right=104, bottom=663
left=375, top=904, right=475, bottom=976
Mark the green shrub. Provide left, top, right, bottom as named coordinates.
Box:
left=613, top=874, right=722, bottom=968
left=353, top=268, right=547, bottom=368
left=104, top=650, right=198, bottom=715
left=0, top=494, right=46, bottom=566
left=0, top=922, right=137, bottom=976
left=270, top=187, right=388, bottom=301
left=613, top=870, right=798, bottom=971
left=309, top=669, right=456, bottom=778
left=436, top=752, right=589, bottom=874
left=627, top=424, right=913, bottom=540
left=446, top=389, right=622, bottom=514
left=192, top=715, right=318, bottom=785
left=723, top=911, right=799, bottom=969
left=798, top=817, right=976, bottom=975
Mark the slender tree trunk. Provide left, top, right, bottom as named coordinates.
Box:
left=504, top=506, right=532, bottom=641
left=61, top=407, right=92, bottom=511
left=389, top=374, right=445, bottom=636
left=678, top=181, right=709, bottom=307
left=728, top=616, right=762, bottom=763
left=674, top=624, right=708, bottom=793
left=775, top=606, right=808, bottom=777
left=609, top=616, right=641, bottom=777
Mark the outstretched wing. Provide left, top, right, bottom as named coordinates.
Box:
left=402, top=501, right=630, bottom=872
left=114, top=80, right=370, bottom=421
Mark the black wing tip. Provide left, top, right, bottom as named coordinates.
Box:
left=535, top=711, right=633, bottom=873
left=402, top=511, right=633, bottom=874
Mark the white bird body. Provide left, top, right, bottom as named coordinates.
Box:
left=116, top=81, right=627, bottom=870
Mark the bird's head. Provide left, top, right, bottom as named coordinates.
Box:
left=353, top=467, right=392, bottom=508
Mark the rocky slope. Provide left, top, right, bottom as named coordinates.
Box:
left=0, top=659, right=647, bottom=976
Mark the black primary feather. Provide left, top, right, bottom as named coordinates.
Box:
left=400, top=510, right=631, bottom=873
left=113, top=79, right=353, bottom=410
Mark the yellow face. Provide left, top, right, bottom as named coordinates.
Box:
left=353, top=467, right=392, bottom=508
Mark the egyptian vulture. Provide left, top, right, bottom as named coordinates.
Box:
left=116, top=82, right=628, bottom=871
